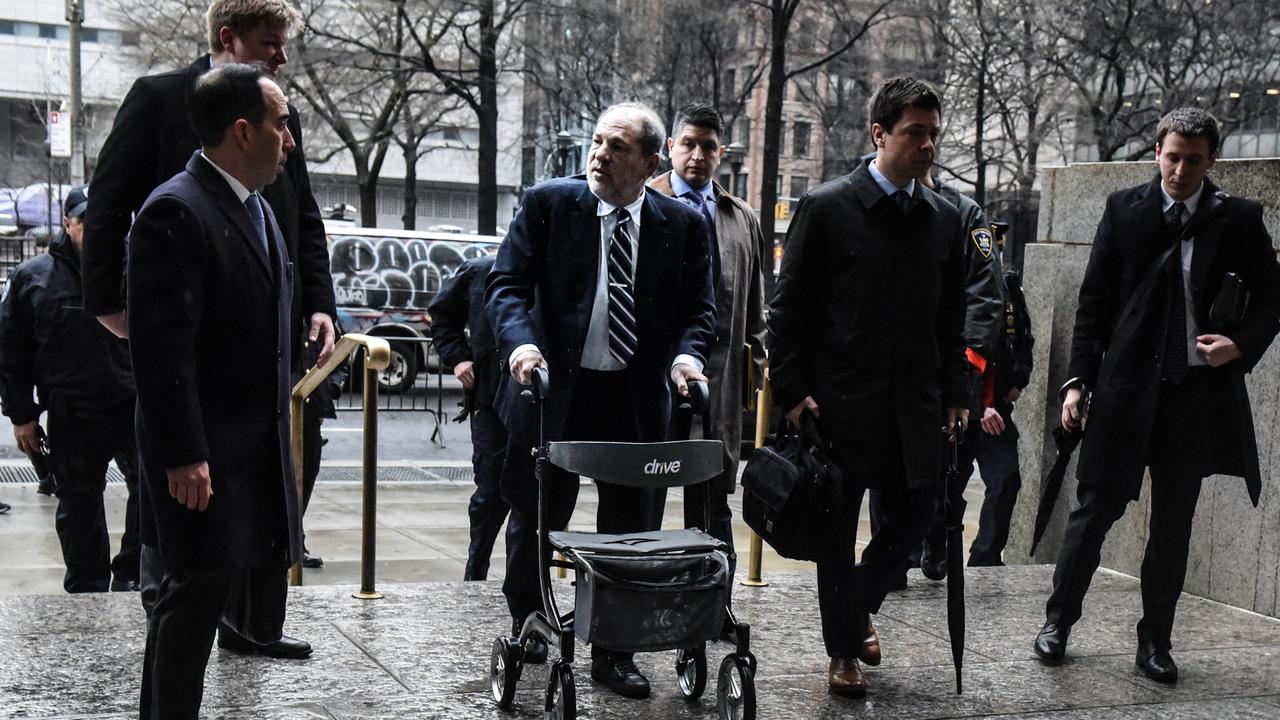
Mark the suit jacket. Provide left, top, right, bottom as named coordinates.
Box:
left=768, top=162, right=969, bottom=490
left=1068, top=175, right=1280, bottom=503
left=428, top=255, right=500, bottom=408
left=128, top=153, right=298, bottom=568
left=649, top=171, right=766, bottom=491
left=485, top=177, right=716, bottom=449
left=82, top=55, right=335, bottom=368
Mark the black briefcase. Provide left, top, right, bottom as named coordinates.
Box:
left=1209, top=272, right=1250, bottom=330
left=740, top=419, right=842, bottom=562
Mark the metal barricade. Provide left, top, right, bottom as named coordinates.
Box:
left=331, top=335, right=450, bottom=447
left=289, top=333, right=391, bottom=599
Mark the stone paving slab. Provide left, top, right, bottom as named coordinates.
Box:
left=4, top=567, right=1280, bottom=719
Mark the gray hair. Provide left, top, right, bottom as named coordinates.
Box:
left=600, top=102, right=666, bottom=156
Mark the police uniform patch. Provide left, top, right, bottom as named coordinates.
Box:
left=971, top=227, right=994, bottom=259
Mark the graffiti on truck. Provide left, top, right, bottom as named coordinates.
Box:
left=329, top=234, right=498, bottom=312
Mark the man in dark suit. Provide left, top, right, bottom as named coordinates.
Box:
left=767, top=77, right=970, bottom=698
left=82, top=0, right=331, bottom=657
left=427, top=254, right=510, bottom=581
left=1034, top=107, right=1280, bottom=683
left=129, top=63, right=299, bottom=720
left=486, top=102, right=716, bottom=700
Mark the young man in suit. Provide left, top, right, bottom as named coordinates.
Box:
left=129, top=63, right=299, bottom=719
left=1034, top=107, right=1280, bottom=683
left=768, top=77, right=970, bottom=698
left=486, top=102, right=716, bottom=699
left=82, top=0, right=331, bottom=658
left=647, top=102, right=767, bottom=561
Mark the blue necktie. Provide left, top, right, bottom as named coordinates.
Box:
left=245, top=193, right=270, bottom=259
left=684, top=191, right=722, bottom=296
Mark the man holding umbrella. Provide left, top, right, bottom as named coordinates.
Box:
left=1033, top=108, right=1280, bottom=683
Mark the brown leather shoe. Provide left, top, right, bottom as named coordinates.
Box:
left=828, top=657, right=867, bottom=697
left=858, top=621, right=881, bottom=666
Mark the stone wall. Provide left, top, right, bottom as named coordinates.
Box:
left=1006, top=159, right=1280, bottom=617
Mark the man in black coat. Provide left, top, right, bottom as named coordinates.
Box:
left=129, top=64, right=299, bottom=720
left=486, top=103, right=715, bottom=700
left=1034, top=107, right=1280, bottom=683
left=0, top=187, right=140, bottom=593
left=768, top=77, right=969, bottom=698
left=427, top=254, right=510, bottom=581
left=82, top=0, right=332, bottom=657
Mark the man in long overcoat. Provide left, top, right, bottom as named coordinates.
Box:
left=1034, top=107, right=1280, bottom=684
left=768, top=77, right=969, bottom=697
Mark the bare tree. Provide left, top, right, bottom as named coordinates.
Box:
left=394, top=87, right=469, bottom=229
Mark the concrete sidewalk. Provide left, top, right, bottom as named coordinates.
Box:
left=4, top=566, right=1280, bottom=719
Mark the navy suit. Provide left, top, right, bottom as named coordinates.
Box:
left=485, top=177, right=715, bottom=624
left=129, top=153, right=296, bottom=719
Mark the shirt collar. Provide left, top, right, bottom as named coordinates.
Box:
left=868, top=158, right=915, bottom=198
left=1160, top=180, right=1204, bottom=217
left=596, top=190, right=647, bottom=227
left=200, top=151, right=253, bottom=205
left=670, top=172, right=714, bottom=204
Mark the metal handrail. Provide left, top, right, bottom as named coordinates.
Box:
left=288, top=333, right=391, bottom=600
left=742, top=364, right=770, bottom=588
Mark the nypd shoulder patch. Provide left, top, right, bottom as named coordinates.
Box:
left=971, top=227, right=994, bottom=259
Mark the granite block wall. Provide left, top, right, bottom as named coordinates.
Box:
left=1006, top=159, right=1280, bottom=617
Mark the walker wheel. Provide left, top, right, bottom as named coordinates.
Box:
left=490, top=636, right=522, bottom=708
left=545, top=659, right=576, bottom=720
left=675, top=644, right=708, bottom=699
left=716, top=654, right=756, bottom=720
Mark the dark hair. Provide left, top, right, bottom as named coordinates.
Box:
left=671, top=103, right=724, bottom=139
left=867, top=77, right=943, bottom=133
left=188, top=63, right=268, bottom=147
left=601, top=102, right=666, bottom=156
left=1157, top=107, right=1221, bottom=154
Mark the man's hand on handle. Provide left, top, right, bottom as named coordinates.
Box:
left=671, top=363, right=708, bottom=397
left=945, top=407, right=970, bottom=437
left=1062, top=387, right=1086, bottom=432
left=786, top=396, right=819, bottom=428
left=167, top=461, right=212, bottom=512
left=510, top=348, right=547, bottom=385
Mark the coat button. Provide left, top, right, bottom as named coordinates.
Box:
left=278, top=350, right=284, bottom=359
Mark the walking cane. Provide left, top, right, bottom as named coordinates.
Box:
left=742, top=361, right=770, bottom=588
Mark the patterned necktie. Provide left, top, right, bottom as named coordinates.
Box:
left=892, top=189, right=911, bottom=213
left=607, top=208, right=638, bottom=364
left=245, top=193, right=270, bottom=259
left=1162, top=201, right=1188, bottom=383
left=683, top=191, right=721, bottom=292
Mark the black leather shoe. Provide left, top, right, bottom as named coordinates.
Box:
left=887, top=573, right=908, bottom=592
left=0, top=501, right=10, bottom=514
left=217, top=623, right=313, bottom=659
left=920, top=537, right=948, bottom=581
left=301, top=550, right=324, bottom=569
left=110, top=579, right=140, bottom=592
left=512, top=618, right=547, bottom=664
left=36, top=476, right=55, bottom=496
left=591, top=653, right=650, bottom=699
left=1135, top=640, right=1178, bottom=683
left=1034, top=621, right=1069, bottom=665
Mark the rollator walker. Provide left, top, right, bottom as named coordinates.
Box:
left=489, top=367, right=758, bottom=719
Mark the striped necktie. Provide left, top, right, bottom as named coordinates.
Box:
left=607, top=208, right=638, bottom=365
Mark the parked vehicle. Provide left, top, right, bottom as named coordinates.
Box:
left=326, top=224, right=501, bottom=393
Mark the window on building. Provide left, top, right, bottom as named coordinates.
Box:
left=81, top=28, right=97, bottom=43
left=736, top=118, right=751, bottom=148
left=790, top=176, right=809, bottom=199
left=792, top=122, right=811, bottom=157
left=0, top=21, right=13, bottom=35
left=14, top=22, right=38, bottom=37
left=98, top=29, right=122, bottom=45
left=723, top=67, right=736, bottom=97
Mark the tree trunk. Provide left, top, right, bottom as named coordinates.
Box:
left=401, top=138, right=419, bottom=230
left=759, top=0, right=789, bottom=300
left=476, top=0, right=499, bottom=235
left=972, top=0, right=987, bottom=206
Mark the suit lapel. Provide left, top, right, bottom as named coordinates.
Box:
left=569, top=182, right=600, bottom=340
left=184, top=152, right=275, bottom=281
left=1188, top=181, right=1226, bottom=314
left=635, top=188, right=673, bottom=317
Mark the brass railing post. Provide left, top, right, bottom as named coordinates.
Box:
left=353, top=346, right=384, bottom=600
left=286, top=334, right=390, bottom=596
left=742, top=366, right=770, bottom=588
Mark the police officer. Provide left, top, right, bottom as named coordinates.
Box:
left=0, top=186, right=141, bottom=592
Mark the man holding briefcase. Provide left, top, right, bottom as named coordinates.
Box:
left=1034, top=107, right=1280, bottom=684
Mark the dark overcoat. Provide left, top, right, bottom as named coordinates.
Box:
left=485, top=177, right=716, bottom=450
left=82, top=55, right=335, bottom=368
left=1069, top=176, right=1280, bottom=503
left=428, top=255, right=501, bottom=409
left=768, top=162, right=969, bottom=489
left=128, top=153, right=298, bottom=568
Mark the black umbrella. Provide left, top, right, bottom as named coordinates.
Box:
left=943, top=424, right=965, bottom=694
left=1029, top=426, right=1084, bottom=556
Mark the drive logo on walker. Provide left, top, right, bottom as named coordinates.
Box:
left=644, top=459, right=682, bottom=475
